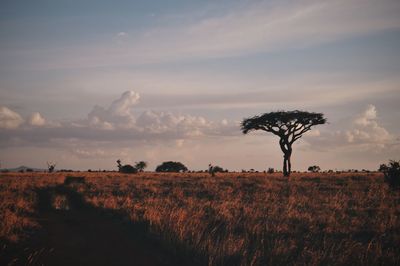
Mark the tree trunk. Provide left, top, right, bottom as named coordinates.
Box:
left=283, top=150, right=292, bottom=177
left=280, top=138, right=292, bottom=177
left=283, top=156, right=288, bottom=177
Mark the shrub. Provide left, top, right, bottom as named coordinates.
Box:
left=208, top=164, right=226, bottom=177
left=47, top=161, right=56, bottom=173
left=119, top=165, right=138, bottom=174
left=379, top=160, right=400, bottom=188
left=117, top=159, right=138, bottom=174
left=308, top=165, right=321, bottom=173
left=156, top=161, right=188, bottom=172
left=267, top=167, right=274, bottom=174
left=134, top=161, right=147, bottom=172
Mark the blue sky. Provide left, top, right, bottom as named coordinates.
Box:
left=0, top=0, right=399, bottom=171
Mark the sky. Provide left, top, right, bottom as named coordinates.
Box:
left=0, top=0, right=399, bottom=171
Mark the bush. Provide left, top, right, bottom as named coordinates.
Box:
left=208, top=164, right=226, bottom=176
left=267, top=167, right=274, bottom=174
left=156, top=161, right=188, bottom=172
left=308, top=165, right=321, bottom=173
left=379, top=160, right=400, bottom=188
left=119, top=165, right=137, bottom=174
left=117, top=159, right=138, bottom=174
left=134, top=161, right=147, bottom=172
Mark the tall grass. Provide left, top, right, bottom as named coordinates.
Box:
left=1, top=172, right=399, bottom=265
left=0, top=173, right=64, bottom=242
left=78, top=172, right=400, bottom=265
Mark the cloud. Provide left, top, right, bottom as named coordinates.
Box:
left=354, top=104, right=378, bottom=126
left=0, top=91, right=239, bottom=149
left=304, top=104, right=393, bottom=150
left=0, top=106, right=24, bottom=129
left=88, top=90, right=140, bottom=129
left=71, top=148, right=106, bottom=158
left=28, top=112, right=46, bottom=126
left=137, top=0, right=400, bottom=62
left=23, top=0, right=400, bottom=70
left=118, top=0, right=400, bottom=64
left=346, top=104, right=391, bottom=145
left=86, top=91, right=239, bottom=138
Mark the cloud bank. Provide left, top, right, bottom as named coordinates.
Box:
left=0, top=91, right=237, bottom=148
left=1, top=94, right=397, bottom=170
left=1, top=93, right=396, bottom=157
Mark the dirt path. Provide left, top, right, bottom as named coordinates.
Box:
left=4, top=185, right=197, bottom=266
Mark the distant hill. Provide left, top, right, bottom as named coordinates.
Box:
left=1, top=166, right=46, bottom=172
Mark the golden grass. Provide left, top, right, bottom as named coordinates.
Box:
left=0, top=173, right=64, bottom=242
left=1, top=172, right=399, bottom=265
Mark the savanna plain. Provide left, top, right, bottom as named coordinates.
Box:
left=0, top=171, right=399, bottom=266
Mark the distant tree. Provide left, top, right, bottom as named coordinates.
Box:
left=117, top=159, right=137, bottom=174
left=47, top=161, right=56, bottom=173
left=135, top=161, right=148, bottom=172
left=208, top=164, right=226, bottom=177
left=156, top=161, right=188, bottom=173
left=267, top=167, right=275, bottom=174
left=379, top=160, right=400, bottom=188
left=308, top=165, right=321, bottom=173
left=241, top=110, right=326, bottom=177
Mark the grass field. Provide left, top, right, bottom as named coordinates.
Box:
left=0, top=172, right=399, bottom=265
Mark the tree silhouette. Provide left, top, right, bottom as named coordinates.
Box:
left=47, top=161, right=57, bottom=173
left=116, top=159, right=137, bottom=174
left=135, top=161, right=148, bottom=172
left=241, top=111, right=326, bottom=176
left=208, top=164, right=226, bottom=177
left=155, top=161, right=188, bottom=173
left=308, top=165, right=321, bottom=173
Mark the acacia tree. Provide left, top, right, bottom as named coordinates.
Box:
left=241, top=111, right=326, bottom=177
left=47, top=161, right=57, bottom=173
left=155, top=161, right=188, bottom=172
left=135, top=161, right=148, bottom=172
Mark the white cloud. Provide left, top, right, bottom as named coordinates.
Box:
left=304, top=104, right=393, bottom=150
left=0, top=106, right=24, bottom=129
left=71, top=148, right=107, bottom=158
left=85, top=90, right=236, bottom=139
left=109, top=90, right=140, bottom=116
left=354, top=104, right=377, bottom=126
left=346, top=104, right=390, bottom=145
left=0, top=91, right=239, bottom=147
left=87, top=90, right=140, bottom=129
left=28, top=112, right=46, bottom=126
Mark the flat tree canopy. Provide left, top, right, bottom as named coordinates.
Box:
left=155, top=161, right=188, bottom=173
left=241, top=110, right=326, bottom=176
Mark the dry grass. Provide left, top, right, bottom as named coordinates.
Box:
left=0, top=173, right=65, bottom=243
left=1, top=172, right=399, bottom=265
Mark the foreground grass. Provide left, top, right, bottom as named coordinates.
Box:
left=1, top=172, right=399, bottom=265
